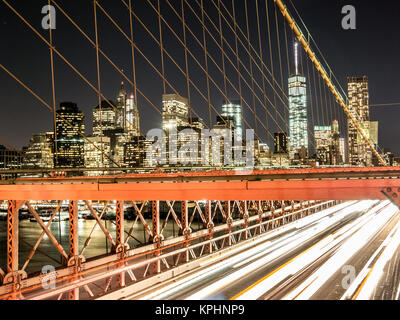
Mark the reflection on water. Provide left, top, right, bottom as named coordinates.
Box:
left=0, top=215, right=205, bottom=275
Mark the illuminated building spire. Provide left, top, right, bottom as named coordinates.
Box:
left=288, top=41, right=308, bottom=161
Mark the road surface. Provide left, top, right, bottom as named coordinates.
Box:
left=125, top=200, right=400, bottom=300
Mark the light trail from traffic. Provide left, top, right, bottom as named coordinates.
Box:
left=352, top=215, right=400, bottom=300
left=131, top=200, right=395, bottom=300
left=233, top=201, right=392, bottom=300
left=133, top=201, right=359, bottom=300
left=282, top=201, right=397, bottom=300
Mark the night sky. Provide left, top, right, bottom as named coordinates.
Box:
left=1, top=0, right=400, bottom=154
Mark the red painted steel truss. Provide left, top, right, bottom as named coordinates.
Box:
left=0, top=167, right=399, bottom=201
left=0, top=198, right=337, bottom=300
left=0, top=167, right=399, bottom=299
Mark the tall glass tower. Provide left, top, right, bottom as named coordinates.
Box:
left=55, top=102, right=85, bottom=168
left=347, top=76, right=371, bottom=166
left=116, top=82, right=140, bottom=137
left=288, top=41, right=308, bottom=159
left=162, top=93, right=189, bottom=131
left=221, top=100, right=242, bottom=142
left=125, top=94, right=140, bottom=137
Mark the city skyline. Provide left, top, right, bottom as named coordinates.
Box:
left=2, top=0, right=400, bottom=304
left=1, top=1, right=400, bottom=155
left=6, top=58, right=372, bottom=171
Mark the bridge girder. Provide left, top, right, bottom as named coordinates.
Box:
left=0, top=168, right=399, bottom=201
left=0, top=177, right=398, bottom=201
left=0, top=199, right=334, bottom=300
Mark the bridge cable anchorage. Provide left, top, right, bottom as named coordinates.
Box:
left=273, top=0, right=387, bottom=166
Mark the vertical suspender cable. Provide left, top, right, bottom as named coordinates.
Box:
left=181, top=0, right=192, bottom=124
left=128, top=0, right=140, bottom=136
left=256, top=0, right=271, bottom=145
left=305, top=52, right=316, bottom=152
left=244, top=0, right=258, bottom=137
left=93, top=0, right=104, bottom=168
left=274, top=2, right=286, bottom=124
left=232, top=0, right=244, bottom=133
left=48, top=0, right=58, bottom=168
left=201, top=0, right=212, bottom=128
left=265, top=0, right=279, bottom=128
left=217, top=0, right=228, bottom=105
left=157, top=0, right=166, bottom=96
left=273, top=0, right=386, bottom=165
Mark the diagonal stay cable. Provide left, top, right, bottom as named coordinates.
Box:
left=0, top=62, right=119, bottom=168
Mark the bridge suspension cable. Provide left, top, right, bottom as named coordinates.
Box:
left=273, top=0, right=387, bottom=166
left=0, top=0, right=383, bottom=169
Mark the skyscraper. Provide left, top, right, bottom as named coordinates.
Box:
left=331, top=120, right=342, bottom=165
left=314, top=125, right=331, bottom=165
left=161, top=94, right=189, bottom=166
left=211, top=115, right=236, bottom=167
left=221, top=100, right=242, bottom=142
left=271, top=132, right=289, bottom=167
left=339, top=137, right=346, bottom=164
left=54, top=102, right=85, bottom=168
left=274, top=132, right=288, bottom=154
left=313, top=120, right=343, bottom=165
left=116, top=82, right=127, bottom=131
left=257, top=143, right=270, bottom=166
left=347, top=76, right=371, bottom=166
left=114, top=133, right=130, bottom=167
left=0, top=145, right=23, bottom=179
left=370, top=121, right=380, bottom=166
left=93, top=99, right=121, bottom=168
left=162, top=93, right=189, bottom=131
left=125, top=94, right=140, bottom=137
left=23, top=132, right=54, bottom=169
left=177, top=117, right=204, bottom=166
left=369, top=121, right=379, bottom=148
left=84, top=136, right=111, bottom=175
left=93, top=100, right=117, bottom=137
left=93, top=83, right=141, bottom=168
left=288, top=42, right=308, bottom=159
left=116, top=82, right=140, bottom=137
left=124, top=135, right=152, bottom=168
